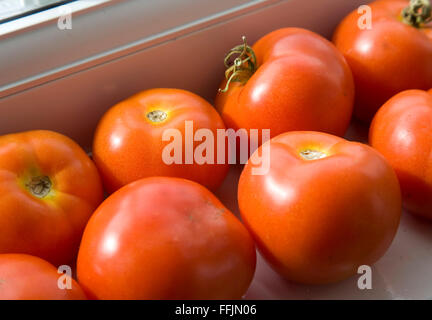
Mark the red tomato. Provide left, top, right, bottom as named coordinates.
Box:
left=93, top=88, right=229, bottom=194
left=77, top=177, right=256, bottom=300
left=0, top=130, right=103, bottom=265
left=238, top=131, right=401, bottom=284
left=333, top=0, right=432, bottom=122
left=215, top=28, right=354, bottom=142
left=370, top=89, right=432, bottom=219
left=0, top=254, right=86, bottom=300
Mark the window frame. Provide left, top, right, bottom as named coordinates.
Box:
left=0, top=0, right=77, bottom=24
left=0, top=0, right=270, bottom=98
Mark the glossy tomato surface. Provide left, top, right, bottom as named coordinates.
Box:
left=370, top=89, right=432, bottom=219
left=333, top=0, right=432, bottom=122
left=215, top=28, right=354, bottom=141
left=77, top=177, right=256, bottom=300
left=0, top=254, right=86, bottom=300
left=238, top=131, right=401, bottom=284
left=93, top=88, right=229, bottom=194
left=0, top=130, right=103, bottom=265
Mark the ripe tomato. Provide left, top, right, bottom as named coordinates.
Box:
left=333, top=0, right=432, bottom=122
left=0, top=130, right=103, bottom=266
left=215, top=28, right=354, bottom=142
left=238, top=131, right=401, bottom=284
left=77, top=177, right=256, bottom=300
left=0, top=254, right=86, bottom=300
left=93, top=88, right=229, bottom=194
left=370, top=89, right=432, bottom=219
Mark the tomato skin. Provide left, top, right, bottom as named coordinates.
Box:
left=0, top=254, right=86, bottom=300
left=0, top=130, right=103, bottom=266
left=333, top=0, right=432, bottom=123
left=93, top=88, right=229, bottom=194
left=215, top=28, right=354, bottom=140
left=370, top=89, right=432, bottom=219
left=238, top=131, right=401, bottom=284
left=77, top=177, right=256, bottom=300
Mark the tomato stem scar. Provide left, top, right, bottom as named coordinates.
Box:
left=26, top=176, right=52, bottom=198
left=402, top=0, right=432, bottom=28
left=146, top=110, right=167, bottom=123
left=219, top=36, right=258, bottom=93
left=299, top=149, right=327, bottom=160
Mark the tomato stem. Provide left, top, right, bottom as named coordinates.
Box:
left=299, top=149, right=327, bottom=161
left=26, top=176, right=52, bottom=198
left=219, top=36, right=257, bottom=93
left=402, top=0, right=432, bottom=28
left=146, top=110, right=167, bottom=123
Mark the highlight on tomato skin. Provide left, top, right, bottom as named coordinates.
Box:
left=215, top=28, right=355, bottom=144
left=238, top=131, right=402, bottom=285
left=333, top=0, right=432, bottom=123
left=0, top=254, right=87, bottom=300
left=76, top=177, right=257, bottom=300
left=370, top=89, right=432, bottom=220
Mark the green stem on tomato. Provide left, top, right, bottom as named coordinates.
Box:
left=402, top=0, right=432, bottom=28
left=219, top=36, right=258, bottom=93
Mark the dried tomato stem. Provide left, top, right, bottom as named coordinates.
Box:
left=299, top=149, right=327, bottom=161
left=219, top=36, right=258, bottom=93
left=26, top=176, right=52, bottom=198
left=402, top=0, right=432, bottom=28
left=146, top=110, right=167, bottom=123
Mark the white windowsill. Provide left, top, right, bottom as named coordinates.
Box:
left=0, top=0, right=273, bottom=98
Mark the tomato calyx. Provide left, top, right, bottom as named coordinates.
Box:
left=25, top=176, right=52, bottom=198
left=401, top=0, right=432, bottom=28
left=299, top=149, right=327, bottom=161
left=219, top=36, right=257, bottom=93
left=146, top=110, right=168, bottom=123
